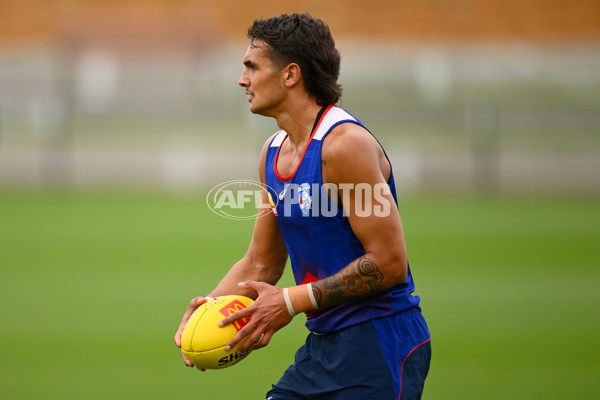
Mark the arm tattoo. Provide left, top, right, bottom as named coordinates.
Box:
left=311, top=256, right=385, bottom=309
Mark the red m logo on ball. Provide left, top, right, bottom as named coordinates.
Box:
left=219, top=300, right=250, bottom=332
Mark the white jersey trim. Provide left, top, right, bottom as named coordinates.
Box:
left=313, top=107, right=357, bottom=141
left=269, top=107, right=356, bottom=147
left=270, top=130, right=287, bottom=147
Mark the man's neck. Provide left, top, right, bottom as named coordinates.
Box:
left=275, top=101, right=325, bottom=149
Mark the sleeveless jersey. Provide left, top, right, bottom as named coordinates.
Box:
left=264, top=105, right=421, bottom=333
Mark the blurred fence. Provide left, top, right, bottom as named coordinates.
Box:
left=0, top=38, right=599, bottom=194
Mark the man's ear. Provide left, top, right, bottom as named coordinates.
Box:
left=282, top=63, right=301, bottom=88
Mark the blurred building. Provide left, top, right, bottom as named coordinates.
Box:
left=0, top=0, right=599, bottom=194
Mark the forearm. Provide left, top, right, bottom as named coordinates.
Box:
left=209, top=256, right=285, bottom=300
left=311, top=255, right=387, bottom=309
left=284, top=253, right=405, bottom=315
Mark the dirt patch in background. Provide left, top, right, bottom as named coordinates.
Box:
left=1, top=0, right=599, bottom=46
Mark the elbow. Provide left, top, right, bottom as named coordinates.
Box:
left=388, top=261, right=408, bottom=287
left=395, top=263, right=408, bottom=285
left=380, top=249, right=408, bottom=287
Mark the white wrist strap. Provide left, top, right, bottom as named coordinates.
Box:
left=282, top=287, right=296, bottom=317
left=307, top=283, right=318, bottom=309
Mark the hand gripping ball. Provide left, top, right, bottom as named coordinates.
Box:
left=181, top=295, right=254, bottom=369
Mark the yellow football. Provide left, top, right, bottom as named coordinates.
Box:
left=181, top=295, right=254, bottom=369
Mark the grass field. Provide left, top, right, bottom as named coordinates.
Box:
left=1, top=191, right=599, bottom=399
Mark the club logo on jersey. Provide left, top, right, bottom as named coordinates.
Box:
left=298, top=183, right=311, bottom=215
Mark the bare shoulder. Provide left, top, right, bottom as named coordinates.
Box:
left=321, top=123, right=389, bottom=184
left=322, top=123, right=380, bottom=157
left=261, top=131, right=283, bottom=154
left=259, top=131, right=284, bottom=178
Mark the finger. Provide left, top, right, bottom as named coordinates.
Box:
left=195, top=364, right=206, bottom=372
left=185, top=296, right=210, bottom=319
left=224, top=319, right=257, bottom=351
left=181, top=350, right=194, bottom=368
left=237, top=329, right=265, bottom=354
left=238, top=280, right=266, bottom=293
left=175, top=297, right=209, bottom=347
left=174, top=322, right=188, bottom=347
left=218, top=306, right=252, bottom=328
left=252, top=330, right=275, bottom=351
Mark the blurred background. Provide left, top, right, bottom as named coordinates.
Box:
left=0, top=1, right=599, bottom=399
left=1, top=0, right=598, bottom=194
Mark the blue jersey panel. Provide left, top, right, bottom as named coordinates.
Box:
left=265, top=105, right=421, bottom=333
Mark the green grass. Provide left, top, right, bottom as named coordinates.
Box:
left=1, top=191, right=599, bottom=399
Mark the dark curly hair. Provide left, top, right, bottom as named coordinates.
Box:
left=247, top=13, right=343, bottom=106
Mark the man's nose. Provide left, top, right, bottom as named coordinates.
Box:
left=238, top=70, right=249, bottom=87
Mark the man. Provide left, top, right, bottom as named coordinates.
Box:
left=175, top=13, right=431, bottom=400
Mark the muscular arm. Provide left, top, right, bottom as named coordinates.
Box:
left=208, top=214, right=287, bottom=299
left=312, top=123, right=408, bottom=309
left=175, top=135, right=288, bottom=366
left=208, top=135, right=288, bottom=298
left=312, top=255, right=385, bottom=308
